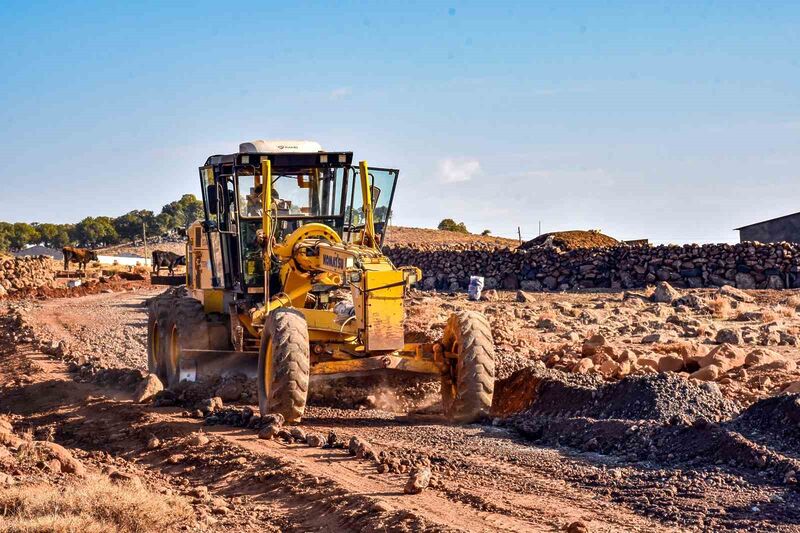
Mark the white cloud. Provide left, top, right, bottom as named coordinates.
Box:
left=438, top=158, right=480, bottom=183
left=329, top=87, right=352, bottom=100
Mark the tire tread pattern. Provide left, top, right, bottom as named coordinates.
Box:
left=259, top=309, right=310, bottom=424
left=442, top=311, right=495, bottom=423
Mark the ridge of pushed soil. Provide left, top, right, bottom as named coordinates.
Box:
left=384, top=226, right=519, bottom=247
left=520, top=229, right=618, bottom=250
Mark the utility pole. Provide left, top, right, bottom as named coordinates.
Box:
left=517, top=226, right=522, bottom=244
left=142, top=222, right=148, bottom=268
left=538, top=220, right=542, bottom=236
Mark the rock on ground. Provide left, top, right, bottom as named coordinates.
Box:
left=133, top=374, right=164, bottom=403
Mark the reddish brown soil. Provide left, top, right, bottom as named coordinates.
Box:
left=5, top=287, right=800, bottom=531
left=385, top=226, right=519, bottom=247
left=520, top=230, right=618, bottom=250
left=3, top=277, right=148, bottom=301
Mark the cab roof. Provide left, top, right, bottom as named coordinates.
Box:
left=204, top=151, right=354, bottom=175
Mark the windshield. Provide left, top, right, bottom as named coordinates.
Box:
left=344, top=167, right=398, bottom=245
left=237, top=168, right=345, bottom=219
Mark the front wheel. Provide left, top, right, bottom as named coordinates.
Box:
left=258, top=309, right=310, bottom=424
left=440, top=311, right=496, bottom=423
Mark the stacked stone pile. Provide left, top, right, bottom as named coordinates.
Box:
left=0, top=255, right=58, bottom=297
left=384, top=241, right=799, bottom=291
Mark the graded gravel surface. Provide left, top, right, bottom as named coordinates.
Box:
left=4, top=289, right=800, bottom=531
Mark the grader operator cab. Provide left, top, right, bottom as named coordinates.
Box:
left=147, top=140, right=496, bottom=423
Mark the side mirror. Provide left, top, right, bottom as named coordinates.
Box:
left=206, top=184, right=218, bottom=207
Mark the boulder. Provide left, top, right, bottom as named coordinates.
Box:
left=133, top=374, right=164, bottom=403
left=598, top=359, right=620, bottom=378
left=641, top=332, right=669, bottom=344
left=515, top=290, right=536, bottom=304
left=636, top=356, right=659, bottom=371
left=572, top=358, right=594, bottom=374
left=520, top=280, right=543, bottom=291
left=188, top=433, right=210, bottom=446
left=306, top=433, right=324, bottom=447
left=480, top=289, right=499, bottom=301
left=782, top=381, right=800, bottom=394
left=691, top=365, right=721, bottom=381
left=258, top=424, right=280, bottom=440
left=700, top=344, right=745, bottom=372
left=652, top=282, right=680, bottom=304
left=404, top=467, right=432, bottom=494
left=719, top=284, right=754, bottom=303
left=715, top=328, right=742, bottom=345
left=734, top=273, right=756, bottom=290
left=657, top=354, right=685, bottom=373
left=581, top=334, right=607, bottom=357
left=215, top=380, right=244, bottom=402
left=744, top=348, right=781, bottom=367
left=22, top=441, right=86, bottom=476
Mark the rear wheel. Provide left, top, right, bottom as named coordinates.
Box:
left=440, top=311, right=495, bottom=423
left=258, top=309, right=310, bottom=424
left=163, top=296, right=211, bottom=388
left=147, top=293, right=175, bottom=385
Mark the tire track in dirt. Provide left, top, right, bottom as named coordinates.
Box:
left=15, top=290, right=800, bottom=531
left=13, top=290, right=679, bottom=532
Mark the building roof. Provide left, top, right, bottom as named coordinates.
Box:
left=735, top=211, right=800, bottom=230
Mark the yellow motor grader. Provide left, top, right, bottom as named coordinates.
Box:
left=147, top=140, right=495, bottom=423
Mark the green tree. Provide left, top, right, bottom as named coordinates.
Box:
left=113, top=210, right=156, bottom=241
left=33, top=223, right=73, bottom=248
left=0, top=222, right=12, bottom=252
left=480, top=229, right=491, bottom=236
left=160, top=194, right=203, bottom=231
left=74, top=217, right=118, bottom=247
left=437, top=218, right=468, bottom=234
left=8, top=222, right=39, bottom=250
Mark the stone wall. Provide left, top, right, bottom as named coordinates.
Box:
left=0, top=256, right=58, bottom=298
left=384, top=242, right=800, bottom=291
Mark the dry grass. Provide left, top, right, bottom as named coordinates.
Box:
left=786, top=294, right=800, bottom=309
left=775, top=304, right=796, bottom=318
left=708, top=295, right=732, bottom=319
left=759, top=308, right=780, bottom=323
left=0, top=474, right=193, bottom=533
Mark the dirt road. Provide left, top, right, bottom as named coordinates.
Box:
left=2, top=289, right=799, bottom=531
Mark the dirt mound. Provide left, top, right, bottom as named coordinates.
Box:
left=496, top=367, right=800, bottom=483
left=496, top=366, right=738, bottom=423
left=519, top=230, right=618, bottom=250
left=384, top=226, right=519, bottom=247
left=732, top=394, right=800, bottom=456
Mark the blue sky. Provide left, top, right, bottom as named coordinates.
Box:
left=1, top=1, right=798, bottom=244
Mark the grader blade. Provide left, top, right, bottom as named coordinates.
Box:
left=178, top=350, right=258, bottom=382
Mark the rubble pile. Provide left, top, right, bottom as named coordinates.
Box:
left=0, top=255, right=58, bottom=297
left=385, top=241, right=800, bottom=291
left=500, top=366, right=800, bottom=484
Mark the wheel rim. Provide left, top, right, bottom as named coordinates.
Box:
left=149, top=322, right=159, bottom=369
left=167, top=324, right=179, bottom=383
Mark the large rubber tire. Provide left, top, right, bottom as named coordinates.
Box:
left=146, top=292, right=177, bottom=385
left=258, top=309, right=310, bottom=424
left=163, top=296, right=210, bottom=388
left=440, top=311, right=495, bottom=423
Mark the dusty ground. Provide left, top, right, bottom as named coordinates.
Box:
left=2, top=285, right=800, bottom=531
